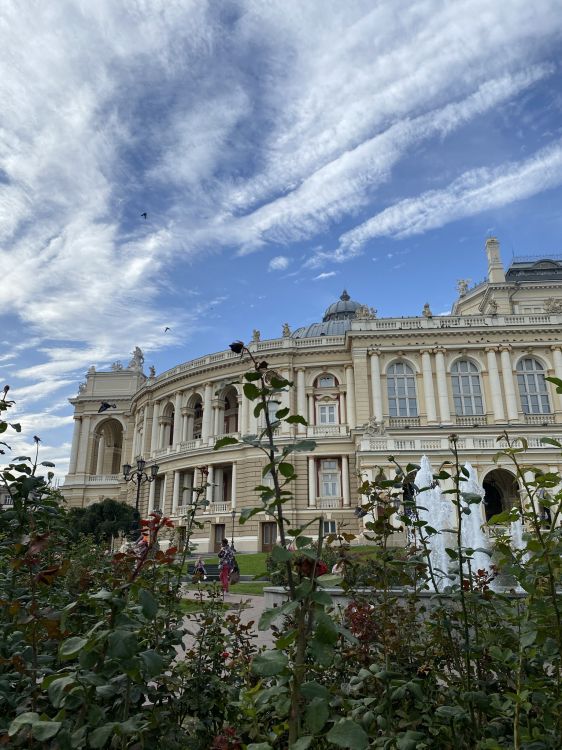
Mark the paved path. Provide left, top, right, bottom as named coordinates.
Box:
left=181, top=591, right=275, bottom=649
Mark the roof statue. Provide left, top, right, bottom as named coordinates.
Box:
left=149, top=365, right=156, bottom=378
left=282, top=322, right=291, bottom=337
left=78, top=381, right=86, bottom=394
left=422, top=303, right=433, bottom=318
left=457, top=279, right=470, bottom=297
left=128, top=346, right=145, bottom=373
left=488, top=299, right=498, bottom=314
left=354, top=304, right=377, bottom=320
left=111, top=361, right=124, bottom=371
left=544, top=297, right=562, bottom=313
left=252, top=329, right=261, bottom=342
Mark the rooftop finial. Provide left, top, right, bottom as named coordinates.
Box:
left=340, top=290, right=350, bottom=301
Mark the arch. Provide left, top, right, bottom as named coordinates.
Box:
left=482, top=468, right=520, bottom=521
left=91, top=417, right=124, bottom=475
left=386, top=361, right=418, bottom=418
left=185, top=392, right=204, bottom=440
left=451, top=359, right=484, bottom=416
left=221, top=385, right=239, bottom=434
left=306, top=367, right=344, bottom=388
left=160, top=401, right=175, bottom=446
left=515, top=357, right=551, bottom=414
left=314, top=372, right=339, bottom=388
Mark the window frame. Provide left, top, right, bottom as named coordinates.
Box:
left=451, top=359, right=484, bottom=416
left=386, top=361, right=418, bottom=417
left=516, top=357, right=551, bottom=414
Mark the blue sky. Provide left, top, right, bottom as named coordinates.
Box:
left=2, top=0, right=562, bottom=481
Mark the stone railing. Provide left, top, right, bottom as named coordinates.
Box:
left=308, top=425, right=349, bottom=437
left=317, top=497, right=341, bottom=509
left=210, top=502, right=229, bottom=514
left=362, top=435, right=546, bottom=452
left=524, top=413, right=555, bottom=425
left=455, top=415, right=488, bottom=426
left=178, top=438, right=203, bottom=451
left=86, top=474, right=120, bottom=484
left=388, top=417, right=421, bottom=429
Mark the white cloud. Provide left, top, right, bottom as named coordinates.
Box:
left=337, top=139, right=562, bottom=251
left=313, top=271, right=337, bottom=280
left=268, top=255, right=290, bottom=271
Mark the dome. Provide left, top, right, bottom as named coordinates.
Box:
left=291, top=320, right=351, bottom=339
left=322, top=290, right=362, bottom=322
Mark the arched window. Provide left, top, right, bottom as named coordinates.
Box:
left=193, top=401, right=203, bottom=439
left=516, top=358, right=551, bottom=414
left=387, top=362, right=418, bottom=417
left=316, top=373, right=337, bottom=388
left=451, top=360, right=484, bottom=416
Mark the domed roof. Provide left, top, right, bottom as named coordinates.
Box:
left=322, top=290, right=362, bottom=322
left=291, top=319, right=351, bottom=339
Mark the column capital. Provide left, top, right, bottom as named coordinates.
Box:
left=485, top=346, right=500, bottom=353
left=420, top=348, right=433, bottom=356
left=433, top=346, right=447, bottom=355
left=499, top=344, right=513, bottom=353
left=550, top=345, right=562, bottom=352
left=368, top=347, right=381, bottom=357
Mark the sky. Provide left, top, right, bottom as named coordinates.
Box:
left=2, top=0, right=562, bottom=482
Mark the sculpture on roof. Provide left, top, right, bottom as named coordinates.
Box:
left=149, top=365, right=156, bottom=378
left=252, top=329, right=261, bottom=342
left=488, top=299, right=498, bottom=315
left=354, top=304, right=377, bottom=320
left=111, top=361, right=123, bottom=371
left=544, top=297, right=562, bottom=313
left=128, top=346, right=145, bottom=372
left=78, top=381, right=86, bottom=394
left=362, top=416, right=386, bottom=436
left=422, top=303, right=433, bottom=318
left=457, top=279, right=470, bottom=297
left=282, top=322, right=291, bottom=337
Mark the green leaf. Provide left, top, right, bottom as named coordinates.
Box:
left=48, top=675, right=75, bottom=708
left=252, top=650, right=288, bottom=676
left=41, top=460, right=56, bottom=467
left=11, top=422, right=21, bottom=432
left=301, top=681, right=330, bottom=700
left=286, top=415, right=307, bottom=425
left=435, top=705, right=467, bottom=720
left=276, top=407, right=290, bottom=418
left=214, top=436, right=239, bottom=450
left=540, top=437, right=562, bottom=448
left=311, top=589, right=332, bottom=606
left=291, top=439, right=316, bottom=452
left=138, top=588, right=158, bottom=619
left=253, top=401, right=266, bottom=417
left=244, top=370, right=263, bottom=382
left=32, top=721, right=62, bottom=741
left=89, top=724, right=117, bottom=748
left=291, top=738, right=314, bottom=750
left=396, top=731, right=428, bottom=750
left=270, top=376, right=291, bottom=388
left=239, top=506, right=263, bottom=524
left=327, top=719, right=369, bottom=749
left=271, top=545, right=292, bottom=562
left=8, top=712, right=40, bottom=736
left=140, top=649, right=164, bottom=676
left=243, top=383, right=261, bottom=400
left=520, top=630, right=537, bottom=648
left=259, top=600, right=298, bottom=630
left=59, top=637, right=88, bottom=661
left=306, top=697, right=329, bottom=734
left=247, top=744, right=273, bottom=750
left=107, top=630, right=137, bottom=660
left=278, top=462, right=295, bottom=478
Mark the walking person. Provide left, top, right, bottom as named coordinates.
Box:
left=218, top=538, right=235, bottom=595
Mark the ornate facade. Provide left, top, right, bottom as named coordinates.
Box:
left=62, top=239, right=562, bottom=551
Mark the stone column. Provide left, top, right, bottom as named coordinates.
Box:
left=434, top=348, right=451, bottom=423
left=421, top=350, right=437, bottom=424
left=231, top=462, right=237, bottom=510
left=279, top=369, right=291, bottom=434
left=68, top=417, right=82, bottom=474
left=296, top=368, right=306, bottom=433
left=369, top=350, right=383, bottom=422
left=148, top=480, right=156, bottom=514
left=341, top=455, right=350, bottom=507
left=96, top=435, right=105, bottom=475
left=130, top=413, right=139, bottom=462
left=180, top=406, right=189, bottom=441
left=308, top=457, right=316, bottom=508
left=500, top=346, right=519, bottom=422
left=172, top=470, right=181, bottom=515
left=160, top=474, right=168, bottom=514
left=345, top=366, right=356, bottom=429
left=202, top=383, right=213, bottom=442
left=352, top=349, right=370, bottom=424
left=551, top=346, right=562, bottom=410
left=340, top=392, right=346, bottom=425
left=206, top=465, right=214, bottom=507
left=150, top=401, right=160, bottom=454
left=158, top=416, right=165, bottom=449
left=240, top=388, right=249, bottom=435
left=142, top=408, right=149, bottom=454
left=486, top=347, right=506, bottom=422
left=307, top=394, right=315, bottom=425
left=76, top=415, right=91, bottom=474
left=173, top=392, right=182, bottom=447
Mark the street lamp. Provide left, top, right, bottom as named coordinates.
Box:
left=123, top=457, right=159, bottom=539
left=230, top=508, right=236, bottom=550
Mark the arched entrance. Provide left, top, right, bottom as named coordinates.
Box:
left=482, top=468, right=520, bottom=521
left=91, top=418, right=123, bottom=475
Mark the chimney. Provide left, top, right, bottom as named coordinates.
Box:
left=486, top=237, right=505, bottom=284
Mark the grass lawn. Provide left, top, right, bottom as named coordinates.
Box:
left=180, top=599, right=233, bottom=613
left=185, top=552, right=269, bottom=578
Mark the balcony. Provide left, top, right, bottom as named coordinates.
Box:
left=210, top=502, right=230, bottom=514
left=524, top=413, right=555, bottom=425
left=455, top=415, right=488, bottom=426
left=318, top=497, right=341, bottom=509
left=86, top=474, right=120, bottom=484
left=388, top=417, right=421, bottom=429
left=178, top=438, right=203, bottom=451
left=307, top=424, right=348, bottom=437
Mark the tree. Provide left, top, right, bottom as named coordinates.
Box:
left=68, top=498, right=135, bottom=543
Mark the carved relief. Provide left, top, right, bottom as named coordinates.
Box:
left=544, top=298, right=562, bottom=313
left=354, top=304, right=377, bottom=320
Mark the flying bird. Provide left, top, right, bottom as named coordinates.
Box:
left=141, top=212, right=147, bottom=220
left=98, top=402, right=117, bottom=413
left=164, top=327, right=171, bottom=332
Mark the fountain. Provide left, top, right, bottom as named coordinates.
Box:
left=460, top=463, right=492, bottom=578
left=414, top=456, right=454, bottom=591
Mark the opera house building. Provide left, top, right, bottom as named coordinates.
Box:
left=62, top=239, right=562, bottom=551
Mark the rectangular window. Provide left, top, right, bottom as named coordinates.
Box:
left=320, top=459, right=340, bottom=498
left=323, top=520, right=337, bottom=535
left=319, top=404, right=337, bottom=423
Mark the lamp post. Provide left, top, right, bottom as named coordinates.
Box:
left=230, top=508, right=236, bottom=551
left=122, top=457, right=159, bottom=539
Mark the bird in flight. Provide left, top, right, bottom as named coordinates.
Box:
left=141, top=212, right=147, bottom=220
left=164, top=327, right=171, bottom=332
left=98, top=402, right=117, bottom=413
